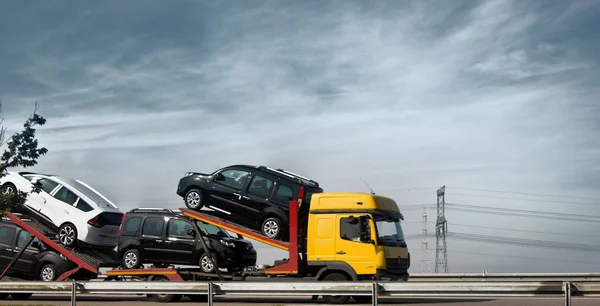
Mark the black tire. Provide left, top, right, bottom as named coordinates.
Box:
left=184, top=188, right=204, bottom=210
left=39, top=263, right=57, bottom=281
left=122, top=249, right=141, bottom=269
left=199, top=252, right=217, bottom=273
left=151, top=276, right=182, bottom=302
left=353, top=296, right=372, bottom=303
left=1, top=183, right=16, bottom=195
left=0, top=294, right=8, bottom=300
left=322, top=272, right=351, bottom=304
left=261, top=216, right=282, bottom=239
left=188, top=294, right=208, bottom=302
left=11, top=293, right=33, bottom=300
left=58, top=223, right=78, bottom=247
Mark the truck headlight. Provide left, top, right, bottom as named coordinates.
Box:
left=220, top=239, right=235, bottom=247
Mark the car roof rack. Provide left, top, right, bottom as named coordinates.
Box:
left=258, top=166, right=319, bottom=187
left=129, top=208, right=176, bottom=213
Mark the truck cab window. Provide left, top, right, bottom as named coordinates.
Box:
left=340, top=217, right=364, bottom=242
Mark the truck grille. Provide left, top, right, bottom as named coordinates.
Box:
left=386, top=257, right=409, bottom=273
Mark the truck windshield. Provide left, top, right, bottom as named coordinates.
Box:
left=375, top=219, right=406, bottom=247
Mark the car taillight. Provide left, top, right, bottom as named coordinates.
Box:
left=117, top=213, right=126, bottom=236
left=88, top=215, right=101, bottom=227
left=297, top=185, right=305, bottom=210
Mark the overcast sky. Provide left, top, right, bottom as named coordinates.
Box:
left=1, top=0, right=600, bottom=274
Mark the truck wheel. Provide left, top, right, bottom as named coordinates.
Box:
left=11, top=293, right=33, bottom=300
left=261, top=217, right=281, bottom=239
left=150, top=276, right=182, bottom=302
left=353, top=296, right=372, bottom=303
left=188, top=294, right=208, bottom=302
left=185, top=189, right=204, bottom=210
left=322, top=272, right=351, bottom=304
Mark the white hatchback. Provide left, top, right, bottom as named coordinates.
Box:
left=0, top=171, right=124, bottom=248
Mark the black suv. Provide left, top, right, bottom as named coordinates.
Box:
left=176, top=165, right=323, bottom=240
left=116, top=208, right=256, bottom=273
left=0, top=219, right=75, bottom=287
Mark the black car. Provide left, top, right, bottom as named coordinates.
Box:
left=176, top=165, right=323, bottom=240
left=116, top=208, right=256, bottom=273
left=0, top=219, right=75, bottom=292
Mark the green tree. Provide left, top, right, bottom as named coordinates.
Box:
left=0, top=101, right=48, bottom=214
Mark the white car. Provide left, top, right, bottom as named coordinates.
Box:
left=0, top=171, right=124, bottom=248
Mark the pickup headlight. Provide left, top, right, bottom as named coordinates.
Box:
left=220, top=239, right=235, bottom=247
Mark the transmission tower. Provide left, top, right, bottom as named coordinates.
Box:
left=435, top=185, right=448, bottom=273
left=419, top=207, right=432, bottom=273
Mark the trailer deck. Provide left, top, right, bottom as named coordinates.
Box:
left=180, top=200, right=300, bottom=275
left=3, top=211, right=121, bottom=280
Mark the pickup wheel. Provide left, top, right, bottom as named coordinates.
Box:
left=185, top=188, right=204, bottom=210
left=261, top=217, right=281, bottom=239
left=322, top=272, right=351, bottom=304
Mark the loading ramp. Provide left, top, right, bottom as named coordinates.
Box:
left=180, top=200, right=300, bottom=275
left=2, top=211, right=121, bottom=281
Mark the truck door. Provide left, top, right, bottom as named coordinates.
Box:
left=335, top=214, right=377, bottom=275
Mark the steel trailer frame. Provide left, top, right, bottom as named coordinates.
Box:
left=0, top=211, right=119, bottom=281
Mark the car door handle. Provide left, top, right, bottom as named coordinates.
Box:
left=336, top=251, right=346, bottom=254
left=233, top=193, right=250, bottom=200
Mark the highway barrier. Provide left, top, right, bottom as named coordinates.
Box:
left=0, top=280, right=599, bottom=306
left=408, top=272, right=600, bottom=281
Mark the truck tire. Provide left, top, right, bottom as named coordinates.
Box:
left=322, top=272, right=351, bottom=304
left=11, top=293, right=33, bottom=300
left=150, top=276, right=182, bottom=302
left=353, top=296, right=372, bottom=303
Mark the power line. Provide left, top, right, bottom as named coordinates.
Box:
left=449, top=232, right=600, bottom=252
left=448, top=249, right=600, bottom=265
left=450, top=223, right=600, bottom=239
left=447, top=186, right=600, bottom=201
left=445, top=192, right=600, bottom=207
left=446, top=203, right=600, bottom=223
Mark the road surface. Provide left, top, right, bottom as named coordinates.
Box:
left=0, top=295, right=597, bottom=305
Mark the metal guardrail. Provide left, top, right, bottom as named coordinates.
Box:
left=408, top=272, right=600, bottom=281
left=0, top=280, right=599, bottom=306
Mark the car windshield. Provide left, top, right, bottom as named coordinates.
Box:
left=374, top=216, right=406, bottom=247
left=195, top=221, right=230, bottom=238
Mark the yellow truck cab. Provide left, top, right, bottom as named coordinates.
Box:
left=306, top=192, right=410, bottom=281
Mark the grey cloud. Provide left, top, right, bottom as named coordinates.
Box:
left=2, top=0, right=600, bottom=271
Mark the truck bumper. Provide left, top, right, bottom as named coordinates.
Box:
left=374, top=269, right=409, bottom=281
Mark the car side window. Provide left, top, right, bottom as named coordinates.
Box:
left=142, top=217, right=165, bottom=236
left=75, top=198, right=94, bottom=212
left=167, top=219, right=194, bottom=238
left=247, top=175, right=274, bottom=198
left=52, top=186, right=79, bottom=205
left=0, top=226, right=16, bottom=245
left=122, top=217, right=142, bottom=235
left=38, top=178, right=59, bottom=194
left=16, top=231, right=40, bottom=248
left=216, top=169, right=250, bottom=190
left=274, top=184, right=294, bottom=202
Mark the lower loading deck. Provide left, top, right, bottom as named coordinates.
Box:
left=179, top=200, right=300, bottom=275
left=4, top=211, right=121, bottom=280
